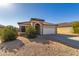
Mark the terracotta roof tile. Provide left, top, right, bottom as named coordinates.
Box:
left=57, top=22, right=72, bottom=27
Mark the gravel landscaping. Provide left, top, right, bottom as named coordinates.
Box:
left=0, top=36, right=79, bottom=56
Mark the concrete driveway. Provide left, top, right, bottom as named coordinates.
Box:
left=41, top=34, right=79, bottom=49
left=16, top=34, right=79, bottom=49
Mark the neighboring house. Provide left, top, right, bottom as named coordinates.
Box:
left=18, top=18, right=57, bottom=35
left=57, top=22, right=74, bottom=34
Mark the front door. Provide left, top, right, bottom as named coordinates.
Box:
left=35, top=24, right=40, bottom=35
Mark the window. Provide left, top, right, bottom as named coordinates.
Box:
left=20, top=26, right=25, bottom=32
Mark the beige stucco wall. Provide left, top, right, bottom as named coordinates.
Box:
left=57, top=27, right=74, bottom=34
left=18, top=20, right=57, bottom=35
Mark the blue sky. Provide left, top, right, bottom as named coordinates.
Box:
left=0, top=3, right=79, bottom=27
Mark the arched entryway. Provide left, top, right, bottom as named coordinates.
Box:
left=35, top=23, right=40, bottom=35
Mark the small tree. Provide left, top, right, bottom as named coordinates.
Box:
left=1, top=25, right=18, bottom=42
left=72, top=21, right=79, bottom=34
left=25, top=26, right=37, bottom=38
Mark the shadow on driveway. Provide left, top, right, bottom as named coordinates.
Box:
left=30, top=34, right=79, bottom=49
left=46, top=34, right=79, bottom=49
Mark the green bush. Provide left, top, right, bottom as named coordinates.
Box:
left=25, top=26, right=37, bottom=38
left=1, top=26, right=18, bottom=42
left=72, top=21, right=79, bottom=34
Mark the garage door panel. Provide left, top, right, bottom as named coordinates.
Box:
left=43, top=27, right=55, bottom=34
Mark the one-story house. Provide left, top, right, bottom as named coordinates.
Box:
left=18, top=18, right=57, bottom=35
left=18, top=18, right=78, bottom=35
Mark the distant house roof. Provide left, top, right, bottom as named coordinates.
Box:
left=57, top=22, right=72, bottom=27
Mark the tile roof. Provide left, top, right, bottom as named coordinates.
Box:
left=43, top=22, right=56, bottom=26
left=31, top=18, right=45, bottom=22
left=18, top=21, right=30, bottom=24
left=57, top=22, right=72, bottom=27
left=18, top=21, right=56, bottom=26
left=18, top=18, right=56, bottom=26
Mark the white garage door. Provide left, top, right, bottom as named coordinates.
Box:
left=43, top=27, right=56, bottom=34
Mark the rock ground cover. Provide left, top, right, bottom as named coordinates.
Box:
left=0, top=36, right=79, bottom=56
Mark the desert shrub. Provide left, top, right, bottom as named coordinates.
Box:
left=25, top=26, right=37, bottom=38
left=72, top=21, right=79, bottom=34
left=0, top=28, right=4, bottom=36
left=1, top=25, right=18, bottom=42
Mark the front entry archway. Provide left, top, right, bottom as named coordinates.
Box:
left=35, top=23, right=40, bottom=35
